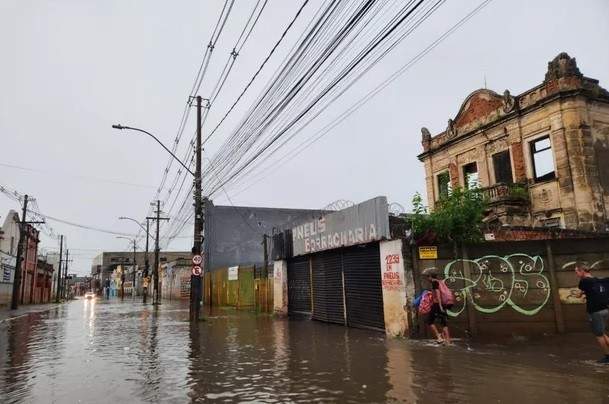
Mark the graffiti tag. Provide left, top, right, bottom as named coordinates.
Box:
left=428, top=254, right=551, bottom=316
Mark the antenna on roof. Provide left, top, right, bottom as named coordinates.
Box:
left=484, top=74, right=487, bottom=89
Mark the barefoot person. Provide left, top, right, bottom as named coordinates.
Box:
left=575, top=263, right=609, bottom=364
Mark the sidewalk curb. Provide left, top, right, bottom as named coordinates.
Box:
left=0, top=301, right=71, bottom=324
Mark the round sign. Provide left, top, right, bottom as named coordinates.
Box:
left=192, top=254, right=203, bottom=265
left=192, top=266, right=202, bottom=276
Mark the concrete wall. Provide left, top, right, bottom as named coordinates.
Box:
left=412, top=237, right=609, bottom=337
left=204, top=201, right=326, bottom=271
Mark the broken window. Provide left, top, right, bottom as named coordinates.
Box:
left=530, top=136, right=555, bottom=182
left=437, top=171, right=451, bottom=199
left=493, top=150, right=513, bottom=184
left=463, top=162, right=479, bottom=189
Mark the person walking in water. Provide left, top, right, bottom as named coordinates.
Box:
left=426, top=271, right=454, bottom=346
left=575, top=263, right=609, bottom=364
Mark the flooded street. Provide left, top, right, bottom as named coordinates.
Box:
left=0, top=299, right=608, bottom=403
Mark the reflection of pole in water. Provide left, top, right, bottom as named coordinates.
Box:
left=385, top=345, right=416, bottom=401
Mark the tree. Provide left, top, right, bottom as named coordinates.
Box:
left=411, top=186, right=485, bottom=248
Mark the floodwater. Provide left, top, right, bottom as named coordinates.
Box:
left=0, top=299, right=607, bottom=403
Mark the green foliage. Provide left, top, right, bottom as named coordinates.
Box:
left=410, top=186, right=485, bottom=247
left=508, top=183, right=528, bottom=199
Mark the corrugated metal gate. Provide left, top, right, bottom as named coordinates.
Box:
left=287, top=243, right=383, bottom=331
left=312, top=252, right=344, bottom=324
left=287, top=255, right=311, bottom=316
left=343, top=245, right=384, bottom=331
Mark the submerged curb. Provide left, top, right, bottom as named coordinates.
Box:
left=0, top=301, right=71, bottom=324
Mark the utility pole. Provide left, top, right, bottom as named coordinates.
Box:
left=64, top=249, right=70, bottom=298
left=11, top=195, right=44, bottom=310
left=11, top=195, right=29, bottom=310
left=143, top=219, right=150, bottom=304
left=191, top=95, right=204, bottom=322
left=132, top=240, right=136, bottom=300
left=147, top=200, right=169, bottom=305
left=55, top=235, right=63, bottom=303
left=263, top=234, right=269, bottom=312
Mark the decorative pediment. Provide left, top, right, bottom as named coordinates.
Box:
left=435, top=89, right=517, bottom=140
left=454, top=89, right=504, bottom=128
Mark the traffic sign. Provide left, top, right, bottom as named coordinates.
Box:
left=192, top=266, right=202, bottom=276
left=192, top=254, right=203, bottom=265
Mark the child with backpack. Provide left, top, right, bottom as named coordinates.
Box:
left=425, top=270, right=455, bottom=346
left=574, top=263, right=609, bottom=364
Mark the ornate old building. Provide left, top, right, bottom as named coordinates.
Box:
left=418, top=53, right=609, bottom=235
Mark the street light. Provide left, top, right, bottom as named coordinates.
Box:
left=112, top=101, right=204, bottom=322
left=116, top=236, right=137, bottom=301
left=119, top=216, right=151, bottom=304
left=111, top=125, right=195, bottom=176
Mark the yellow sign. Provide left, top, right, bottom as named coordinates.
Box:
left=419, top=246, right=438, bottom=260
left=143, top=277, right=150, bottom=288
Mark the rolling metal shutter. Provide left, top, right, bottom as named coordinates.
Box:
left=287, top=256, right=311, bottom=316
left=312, top=251, right=344, bottom=325
left=343, top=244, right=384, bottom=331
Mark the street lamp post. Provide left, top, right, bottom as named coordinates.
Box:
left=119, top=217, right=151, bottom=303
left=116, top=236, right=137, bottom=300
left=112, top=108, right=204, bottom=321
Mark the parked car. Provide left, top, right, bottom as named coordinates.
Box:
left=84, top=291, right=95, bottom=299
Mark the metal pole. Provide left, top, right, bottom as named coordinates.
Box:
left=10, top=195, right=28, bottom=310
left=55, top=235, right=63, bottom=303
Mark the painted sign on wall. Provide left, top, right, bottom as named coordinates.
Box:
left=292, top=196, right=389, bottom=256
left=180, top=276, right=190, bottom=299
left=228, top=266, right=239, bottom=281
left=380, top=240, right=408, bottom=337
left=2, top=265, right=13, bottom=283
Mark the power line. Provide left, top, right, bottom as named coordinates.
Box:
left=201, top=0, right=311, bottom=147
left=220, top=0, right=494, bottom=199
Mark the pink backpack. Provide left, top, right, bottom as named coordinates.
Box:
left=438, top=280, right=455, bottom=305
left=418, top=292, right=433, bottom=315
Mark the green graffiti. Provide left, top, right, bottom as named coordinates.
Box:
left=437, top=254, right=551, bottom=317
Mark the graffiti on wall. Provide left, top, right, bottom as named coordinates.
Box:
left=426, top=254, right=551, bottom=316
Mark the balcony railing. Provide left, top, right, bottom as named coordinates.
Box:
left=481, top=182, right=530, bottom=204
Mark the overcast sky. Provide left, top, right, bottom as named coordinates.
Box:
left=1, top=0, right=608, bottom=276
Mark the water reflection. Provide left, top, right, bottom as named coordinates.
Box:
left=1, top=300, right=608, bottom=403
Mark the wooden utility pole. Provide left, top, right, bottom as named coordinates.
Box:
left=11, top=194, right=43, bottom=309
left=11, top=195, right=29, bottom=310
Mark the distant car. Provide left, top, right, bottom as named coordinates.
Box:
left=84, top=291, right=95, bottom=299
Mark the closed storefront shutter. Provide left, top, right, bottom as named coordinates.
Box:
left=287, top=256, right=311, bottom=316
left=312, top=251, right=344, bottom=325
left=343, top=244, right=384, bottom=331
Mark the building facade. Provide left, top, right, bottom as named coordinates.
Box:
left=91, top=251, right=191, bottom=296
left=0, top=210, right=19, bottom=305
left=417, top=53, right=609, bottom=234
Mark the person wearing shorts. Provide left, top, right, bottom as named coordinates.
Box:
left=427, top=272, right=453, bottom=345
left=575, top=263, right=609, bottom=364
